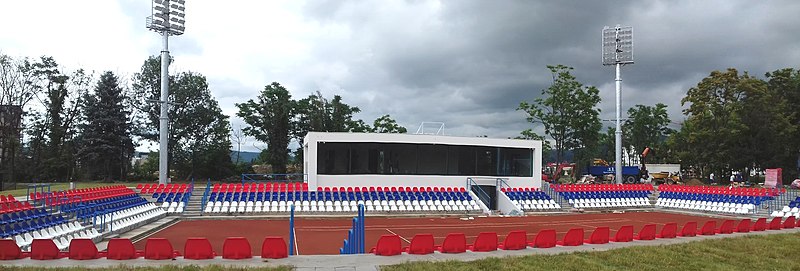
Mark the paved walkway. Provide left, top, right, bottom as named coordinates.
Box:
left=2, top=227, right=798, bottom=271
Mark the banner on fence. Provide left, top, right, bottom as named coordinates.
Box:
left=765, top=168, right=782, bottom=188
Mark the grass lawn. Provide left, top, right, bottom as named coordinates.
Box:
left=0, top=265, right=294, bottom=271
left=2, top=182, right=144, bottom=198
left=382, top=232, right=800, bottom=271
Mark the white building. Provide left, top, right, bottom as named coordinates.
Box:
left=302, top=132, right=543, bottom=191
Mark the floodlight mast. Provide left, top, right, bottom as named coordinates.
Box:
left=602, top=25, right=633, bottom=184
left=147, top=0, right=186, bottom=185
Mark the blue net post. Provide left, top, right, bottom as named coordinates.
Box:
left=359, top=204, right=365, bottom=253
left=289, top=204, right=295, bottom=256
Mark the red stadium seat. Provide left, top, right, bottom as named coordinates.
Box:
left=438, top=233, right=466, bottom=254
left=557, top=228, right=584, bottom=246
left=222, top=237, right=253, bottom=259
left=136, top=184, right=143, bottom=190
left=373, top=235, right=402, bottom=256
left=656, top=223, right=678, bottom=239
left=585, top=227, right=609, bottom=244
left=634, top=224, right=657, bottom=240
left=700, top=221, right=716, bottom=235
left=144, top=238, right=178, bottom=260
left=469, top=232, right=498, bottom=252
left=736, top=219, right=751, bottom=233
left=68, top=239, right=99, bottom=260
left=30, top=239, right=65, bottom=260
left=752, top=218, right=767, bottom=231
left=403, top=234, right=435, bottom=255
left=261, top=237, right=288, bottom=259
left=0, top=239, right=28, bottom=260
left=717, top=220, right=735, bottom=234
left=783, top=216, right=796, bottom=229
left=184, top=238, right=216, bottom=260
left=104, top=238, right=141, bottom=260
left=768, top=217, right=783, bottom=230
left=499, top=230, right=527, bottom=250
left=679, top=221, right=697, bottom=237
left=612, top=225, right=634, bottom=242
left=531, top=229, right=556, bottom=248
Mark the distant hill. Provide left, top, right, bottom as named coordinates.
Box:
left=230, top=151, right=261, bottom=163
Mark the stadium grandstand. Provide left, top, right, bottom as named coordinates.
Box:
left=1, top=132, right=798, bottom=269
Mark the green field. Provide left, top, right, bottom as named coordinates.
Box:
left=0, top=233, right=798, bottom=271
left=383, top=232, right=800, bottom=271
left=1, top=182, right=143, bottom=198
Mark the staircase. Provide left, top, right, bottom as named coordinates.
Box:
left=181, top=193, right=204, bottom=217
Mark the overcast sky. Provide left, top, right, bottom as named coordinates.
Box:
left=2, top=0, right=799, bottom=152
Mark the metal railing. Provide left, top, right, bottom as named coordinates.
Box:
left=200, top=179, right=211, bottom=215
left=241, top=173, right=308, bottom=185
left=540, top=182, right=566, bottom=207
left=466, top=178, right=492, bottom=210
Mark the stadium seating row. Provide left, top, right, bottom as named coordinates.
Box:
left=4, top=221, right=94, bottom=250
left=66, top=195, right=150, bottom=221
left=371, top=217, right=795, bottom=256
left=0, top=201, right=34, bottom=215
left=0, top=194, right=18, bottom=204
left=203, top=198, right=481, bottom=213
left=136, top=183, right=191, bottom=194
left=658, top=185, right=782, bottom=197
left=0, top=213, right=69, bottom=239
left=0, top=236, right=288, bottom=260
left=549, top=184, right=654, bottom=209
left=33, top=186, right=135, bottom=207
left=551, top=184, right=654, bottom=192
left=212, top=182, right=308, bottom=193
left=656, top=196, right=757, bottom=214
left=500, top=188, right=561, bottom=210
left=106, top=208, right=166, bottom=234
left=94, top=203, right=163, bottom=229
left=771, top=204, right=800, bottom=218
left=1, top=208, right=50, bottom=226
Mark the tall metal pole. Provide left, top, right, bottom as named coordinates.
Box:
left=615, top=63, right=622, bottom=184
left=159, top=30, right=170, bottom=185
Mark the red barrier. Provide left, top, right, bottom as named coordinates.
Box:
left=222, top=237, right=252, bottom=259
left=404, top=234, right=435, bottom=255
left=469, top=232, right=498, bottom=252
left=184, top=238, right=215, bottom=260
left=717, top=220, right=735, bottom=234
left=438, top=233, right=466, bottom=253
left=0, top=239, right=27, bottom=260
left=768, top=217, right=783, bottom=230
left=499, top=231, right=527, bottom=250
left=373, top=235, right=402, bottom=256
left=144, top=238, right=178, bottom=260
left=557, top=228, right=584, bottom=246
left=656, top=223, right=677, bottom=239
left=700, top=221, right=717, bottom=235
left=783, top=217, right=796, bottom=229
left=634, top=224, right=657, bottom=240
left=752, top=218, right=767, bottom=231
left=68, top=239, right=99, bottom=260
left=679, top=221, right=697, bottom=237
left=612, top=225, right=634, bottom=242
left=261, top=237, right=288, bottom=259
left=104, top=238, right=141, bottom=260
left=736, top=219, right=751, bottom=233
left=585, top=227, right=609, bottom=244
left=30, top=239, right=64, bottom=260
left=532, top=229, right=557, bottom=248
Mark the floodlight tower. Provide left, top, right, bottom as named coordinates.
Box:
left=146, top=0, right=186, bottom=184
left=602, top=25, right=633, bottom=184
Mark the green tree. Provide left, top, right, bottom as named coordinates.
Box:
left=290, top=91, right=367, bottom=165
left=765, top=68, right=800, bottom=182
left=622, top=103, right=673, bottom=164
left=132, top=56, right=233, bottom=180
left=25, top=57, right=89, bottom=181
left=681, top=69, right=759, bottom=181
left=518, top=65, right=602, bottom=166
left=0, top=54, right=40, bottom=189
left=78, top=71, right=134, bottom=181
left=237, top=82, right=293, bottom=174
left=596, top=127, right=616, bottom=163
left=372, top=114, right=407, bottom=133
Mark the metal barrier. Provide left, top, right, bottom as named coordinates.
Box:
left=289, top=205, right=296, bottom=256
left=339, top=204, right=365, bottom=254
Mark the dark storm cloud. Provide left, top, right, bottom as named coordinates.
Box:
left=294, top=0, right=800, bottom=139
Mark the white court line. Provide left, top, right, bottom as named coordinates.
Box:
left=385, top=228, right=411, bottom=243
left=294, top=227, right=300, bottom=255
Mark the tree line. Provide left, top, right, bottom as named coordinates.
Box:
left=0, top=54, right=406, bottom=187
left=519, top=65, right=800, bottom=183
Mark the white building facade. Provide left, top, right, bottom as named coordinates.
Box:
left=303, top=132, right=543, bottom=191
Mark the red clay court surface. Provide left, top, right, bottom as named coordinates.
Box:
left=134, top=211, right=732, bottom=255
